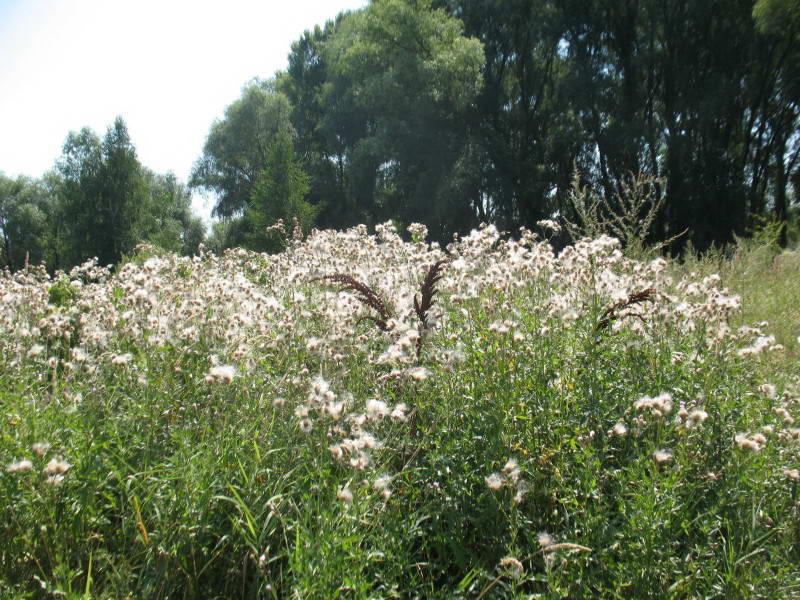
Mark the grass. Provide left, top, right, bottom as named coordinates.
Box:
left=680, top=241, right=800, bottom=371
left=1, top=224, right=799, bottom=598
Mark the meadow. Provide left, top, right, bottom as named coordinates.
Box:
left=1, top=222, right=798, bottom=599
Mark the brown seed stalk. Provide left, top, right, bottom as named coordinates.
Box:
left=595, top=288, right=656, bottom=332
left=414, top=260, right=448, bottom=359
left=319, top=274, right=393, bottom=331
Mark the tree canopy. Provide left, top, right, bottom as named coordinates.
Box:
left=3, top=0, right=799, bottom=269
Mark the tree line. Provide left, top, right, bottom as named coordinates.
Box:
left=193, top=0, right=799, bottom=252
left=2, top=0, right=798, bottom=272
left=1, top=117, right=204, bottom=272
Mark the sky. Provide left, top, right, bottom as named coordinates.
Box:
left=0, top=0, right=368, bottom=223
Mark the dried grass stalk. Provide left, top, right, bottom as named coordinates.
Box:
left=319, top=274, right=393, bottom=331
left=414, top=260, right=448, bottom=360
left=596, top=288, right=656, bottom=332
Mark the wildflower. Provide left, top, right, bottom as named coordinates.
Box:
left=111, top=353, right=133, bottom=366
left=536, top=219, right=562, bottom=233
left=298, top=418, right=313, bottom=433
left=688, top=409, right=709, bottom=425
left=498, top=556, right=525, bottom=578
left=774, top=407, right=795, bottom=425
left=31, top=442, right=51, bottom=457
left=653, top=449, right=673, bottom=464
left=390, top=403, right=409, bottom=423
left=611, top=423, right=628, bottom=437
left=6, top=460, right=33, bottom=473
left=366, top=399, right=389, bottom=420
left=326, top=401, right=346, bottom=420
left=27, top=344, right=45, bottom=358
left=503, top=458, right=521, bottom=483
left=783, top=469, right=799, bottom=480
left=336, top=487, right=353, bottom=504
left=372, top=475, right=393, bottom=499
left=45, top=474, right=65, bottom=486
left=485, top=473, right=504, bottom=491
left=273, top=396, right=286, bottom=408
left=407, top=366, right=430, bottom=381
left=537, top=532, right=554, bottom=549
left=759, top=383, right=777, bottom=399
left=735, top=433, right=761, bottom=452
left=43, top=457, right=71, bottom=475
left=373, top=475, right=393, bottom=492
left=513, top=480, right=529, bottom=505
left=206, top=365, right=235, bottom=383
left=349, top=452, right=370, bottom=470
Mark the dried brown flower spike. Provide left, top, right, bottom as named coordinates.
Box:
left=319, top=274, right=393, bottom=332
left=595, top=288, right=656, bottom=332
left=414, top=260, right=448, bottom=360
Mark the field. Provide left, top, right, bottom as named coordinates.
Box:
left=1, top=223, right=799, bottom=599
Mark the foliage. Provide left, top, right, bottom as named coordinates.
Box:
left=1, top=224, right=799, bottom=598
left=56, top=117, right=151, bottom=267
left=190, top=80, right=296, bottom=221
left=278, top=0, right=485, bottom=240
left=142, top=170, right=206, bottom=256
left=245, top=135, right=316, bottom=252
left=0, top=173, right=52, bottom=271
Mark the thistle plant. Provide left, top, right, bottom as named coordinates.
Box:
left=0, top=221, right=797, bottom=598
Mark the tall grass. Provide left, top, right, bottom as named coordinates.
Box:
left=679, top=241, right=800, bottom=375
left=1, top=223, right=798, bottom=598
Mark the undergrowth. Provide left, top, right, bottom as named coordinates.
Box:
left=1, top=223, right=798, bottom=599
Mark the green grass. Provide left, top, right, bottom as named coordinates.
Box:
left=680, top=241, right=800, bottom=375
left=1, top=229, right=799, bottom=598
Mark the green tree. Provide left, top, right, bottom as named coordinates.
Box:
left=190, top=80, right=295, bottom=220
left=278, top=18, right=350, bottom=230
left=0, top=174, right=54, bottom=271
left=312, top=0, right=483, bottom=238
left=56, top=117, right=149, bottom=266
left=142, top=170, right=206, bottom=256
left=245, top=135, right=315, bottom=252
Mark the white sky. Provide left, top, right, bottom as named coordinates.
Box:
left=0, top=0, right=367, bottom=223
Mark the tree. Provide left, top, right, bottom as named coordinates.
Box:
left=0, top=174, right=53, bottom=271
left=190, top=80, right=295, bottom=220
left=278, top=18, right=350, bottom=230
left=433, top=0, right=800, bottom=251
left=142, top=170, right=206, bottom=256
left=275, top=0, right=486, bottom=241
left=753, top=0, right=800, bottom=246
left=322, top=0, right=484, bottom=240
left=56, top=117, right=149, bottom=266
left=245, top=135, right=315, bottom=252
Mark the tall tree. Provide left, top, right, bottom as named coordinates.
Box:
left=0, top=174, right=53, bottom=271
left=56, top=117, right=167, bottom=267
left=277, top=0, right=486, bottom=240
left=245, top=135, right=315, bottom=251
left=753, top=0, right=800, bottom=246
left=278, top=19, right=349, bottom=230
left=436, top=0, right=799, bottom=250
left=190, top=80, right=295, bottom=220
